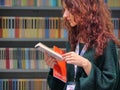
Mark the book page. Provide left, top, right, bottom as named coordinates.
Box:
left=35, top=42, right=63, bottom=60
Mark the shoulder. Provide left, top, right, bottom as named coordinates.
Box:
left=105, top=39, right=116, bottom=50
left=103, top=39, right=118, bottom=59
left=107, top=39, right=115, bottom=46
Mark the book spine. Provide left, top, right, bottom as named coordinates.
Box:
left=0, top=0, right=5, bottom=6
left=0, top=79, right=3, bottom=90
left=45, top=17, right=49, bottom=38
left=17, top=48, right=22, bottom=69
left=6, top=48, right=10, bottom=69
left=9, top=48, right=13, bottom=69
left=0, top=17, right=2, bottom=38
left=15, top=17, right=20, bottom=38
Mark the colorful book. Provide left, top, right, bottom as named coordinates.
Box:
left=10, top=17, right=15, bottom=38
left=25, top=48, right=30, bottom=69
left=53, top=46, right=67, bottom=83
left=17, top=48, right=22, bottom=69
left=9, top=79, right=12, bottom=90
left=6, top=48, right=10, bottom=69
left=49, top=0, right=57, bottom=7
left=45, top=17, right=50, bottom=38
left=9, top=48, right=13, bottom=69
left=13, top=48, right=17, bottom=69
left=21, top=48, right=26, bottom=69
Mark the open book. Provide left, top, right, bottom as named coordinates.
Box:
left=35, top=42, right=67, bottom=82
left=35, top=42, right=63, bottom=60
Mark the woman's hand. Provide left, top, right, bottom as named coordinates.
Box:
left=62, top=51, right=87, bottom=66
left=44, top=52, right=57, bottom=68
left=62, top=51, right=92, bottom=75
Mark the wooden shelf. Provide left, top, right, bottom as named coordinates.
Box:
left=0, top=7, right=120, bottom=17
left=0, top=38, right=67, bottom=48
left=0, top=6, right=62, bottom=17
left=0, top=72, right=48, bottom=79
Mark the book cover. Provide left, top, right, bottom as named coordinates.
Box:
left=53, top=46, right=67, bottom=83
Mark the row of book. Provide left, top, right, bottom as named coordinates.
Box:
left=0, top=79, right=50, bottom=90
left=0, top=17, right=67, bottom=38
left=0, top=17, right=120, bottom=39
left=0, top=47, right=119, bottom=70
left=0, top=0, right=120, bottom=7
left=0, top=0, right=61, bottom=7
left=104, top=0, right=120, bottom=7
left=0, top=48, right=49, bottom=69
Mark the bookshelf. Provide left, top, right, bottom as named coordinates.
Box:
left=0, top=6, right=67, bottom=74
left=0, top=0, right=120, bottom=90
left=0, top=1, right=65, bottom=89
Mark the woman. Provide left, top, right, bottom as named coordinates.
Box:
left=44, top=0, right=120, bottom=90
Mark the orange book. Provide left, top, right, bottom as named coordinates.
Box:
left=5, top=0, right=12, bottom=7
left=49, top=17, right=54, bottom=38
left=53, top=46, right=67, bottom=83
left=28, top=0, right=34, bottom=6
left=15, top=17, right=19, bottom=38
left=57, top=17, right=61, bottom=38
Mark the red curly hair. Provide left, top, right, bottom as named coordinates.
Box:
left=61, top=0, right=120, bottom=57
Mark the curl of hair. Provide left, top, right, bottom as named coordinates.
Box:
left=61, top=0, right=120, bottom=58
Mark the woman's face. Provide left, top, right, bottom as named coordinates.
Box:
left=62, top=2, right=77, bottom=27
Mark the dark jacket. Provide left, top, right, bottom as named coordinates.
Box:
left=47, top=40, right=120, bottom=90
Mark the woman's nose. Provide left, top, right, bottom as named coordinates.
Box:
left=63, top=10, right=69, bottom=18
